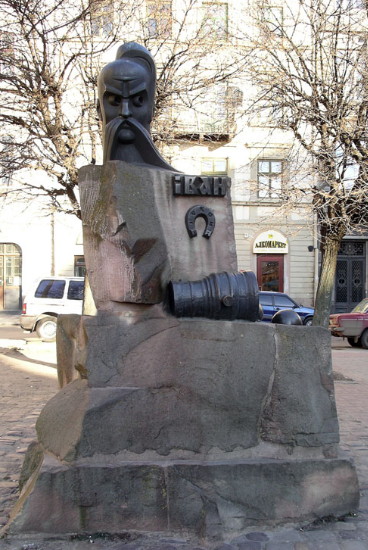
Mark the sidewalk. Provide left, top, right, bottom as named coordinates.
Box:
left=0, top=340, right=367, bottom=549
left=0, top=312, right=20, bottom=327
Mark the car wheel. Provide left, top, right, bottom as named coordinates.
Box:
left=347, top=337, right=362, bottom=348
left=303, top=317, right=313, bottom=326
left=360, top=329, right=368, bottom=350
left=36, top=316, right=57, bottom=342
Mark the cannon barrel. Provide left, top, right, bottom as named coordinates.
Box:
left=168, top=271, right=259, bottom=321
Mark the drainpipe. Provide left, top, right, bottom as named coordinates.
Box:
left=313, top=214, right=319, bottom=304
left=51, top=210, right=55, bottom=276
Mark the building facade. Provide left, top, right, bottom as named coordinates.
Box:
left=0, top=195, right=83, bottom=309
left=0, top=0, right=366, bottom=313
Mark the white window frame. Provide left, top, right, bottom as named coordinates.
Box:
left=201, top=158, right=228, bottom=175
left=257, top=159, right=285, bottom=199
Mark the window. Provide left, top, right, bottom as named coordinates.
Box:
left=259, top=293, right=273, bottom=306
left=146, top=0, right=172, bottom=38
left=202, top=2, right=228, bottom=39
left=339, top=241, right=364, bottom=256
left=201, top=158, right=227, bottom=175
left=0, top=135, right=15, bottom=188
left=194, top=84, right=228, bottom=134
left=67, top=280, right=84, bottom=300
left=257, top=159, right=284, bottom=199
left=0, top=32, right=14, bottom=75
left=91, top=2, right=113, bottom=36
left=263, top=6, right=283, bottom=36
left=0, top=244, right=21, bottom=286
left=274, top=295, right=295, bottom=308
left=0, top=32, right=12, bottom=53
left=5, top=256, right=20, bottom=286
left=174, top=83, right=230, bottom=136
left=0, top=243, right=18, bottom=254
left=257, top=256, right=284, bottom=292
left=337, top=0, right=366, bottom=8
left=35, top=280, right=65, bottom=299
left=201, top=84, right=228, bottom=133
left=74, top=256, right=86, bottom=277
left=0, top=243, right=21, bottom=308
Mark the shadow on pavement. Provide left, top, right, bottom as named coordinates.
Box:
left=4, top=348, right=57, bottom=369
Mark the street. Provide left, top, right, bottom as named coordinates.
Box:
left=0, top=333, right=367, bottom=549
left=0, top=327, right=33, bottom=340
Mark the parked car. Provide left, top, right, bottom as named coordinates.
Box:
left=329, top=298, right=368, bottom=349
left=20, top=277, right=84, bottom=341
left=259, top=291, right=314, bottom=325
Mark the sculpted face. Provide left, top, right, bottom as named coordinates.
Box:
left=96, top=42, right=175, bottom=170
left=98, top=58, right=154, bottom=142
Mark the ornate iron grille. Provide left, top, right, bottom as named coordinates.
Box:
left=338, top=241, right=364, bottom=256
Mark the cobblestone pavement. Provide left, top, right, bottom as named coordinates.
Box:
left=0, top=335, right=367, bottom=550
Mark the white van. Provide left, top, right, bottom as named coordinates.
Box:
left=20, top=277, right=84, bottom=341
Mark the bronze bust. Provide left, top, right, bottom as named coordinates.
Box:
left=97, top=42, right=175, bottom=170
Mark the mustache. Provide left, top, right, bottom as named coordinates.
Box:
left=103, top=118, right=147, bottom=163
left=103, top=117, right=176, bottom=171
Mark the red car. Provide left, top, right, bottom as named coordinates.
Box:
left=329, top=298, right=368, bottom=349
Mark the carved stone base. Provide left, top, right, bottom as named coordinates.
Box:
left=7, top=453, right=359, bottom=539
left=4, top=318, right=360, bottom=539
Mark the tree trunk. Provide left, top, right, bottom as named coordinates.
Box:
left=313, top=238, right=341, bottom=327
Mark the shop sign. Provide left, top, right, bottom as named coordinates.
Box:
left=253, top=230, right=288, bottom=254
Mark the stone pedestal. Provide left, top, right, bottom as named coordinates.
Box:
left=4, top=162, right=359, bottom=541
left=6, top=317, right=359, bottom=539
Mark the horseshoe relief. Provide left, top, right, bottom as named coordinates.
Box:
left=185, top=205, right=216, bottom=239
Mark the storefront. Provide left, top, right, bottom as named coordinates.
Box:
left=253, top=230, right=288, bottom=292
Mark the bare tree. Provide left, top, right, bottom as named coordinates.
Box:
left=243, top=0, right=368, bottom=326
left=0, top=0, right=245, bottom=217
left=0, top=0, right=128, bottom=216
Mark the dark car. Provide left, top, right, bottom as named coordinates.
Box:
left=259, top=291, right=314, bottom=325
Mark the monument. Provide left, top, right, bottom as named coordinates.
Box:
left=3, top=43, right=359, bottom=542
